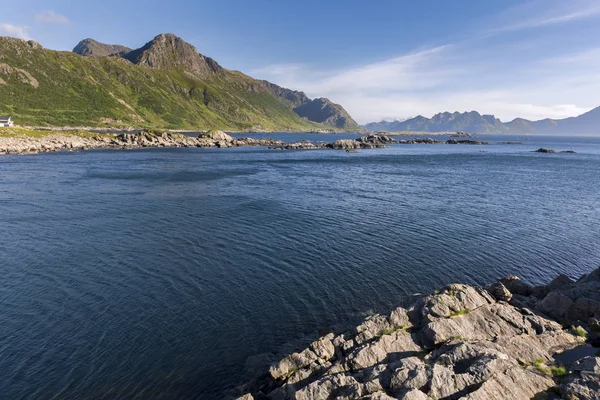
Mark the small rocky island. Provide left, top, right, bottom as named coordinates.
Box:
left=235, top=268, right=600, bottom=400
left=533, top=148, right=577, bottom=154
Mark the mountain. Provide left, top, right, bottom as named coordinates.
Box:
left=0, top=34, right=359, bottom=130
left=293, top=98, right=360, bottom=129
left=254, top=82, right=358, bottom=129
left=73, top=38, right=131, bottom=57
left=364, top=107, right=600, bottom=134
left=123, top=34, right=222, bottom=79
left=364, top=111, right=508, bottom=134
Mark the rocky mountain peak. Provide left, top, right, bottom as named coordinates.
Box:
left=123, top=33, right=222, bottom=78
left=73, top=38, right=131, bottom=57
left=293, top=97, right=360, bottom=130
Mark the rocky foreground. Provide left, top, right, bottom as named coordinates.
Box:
left=236, top=268, right=600, bottom=400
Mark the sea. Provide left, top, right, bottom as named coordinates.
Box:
left=1, top=133, right=599, bottom=398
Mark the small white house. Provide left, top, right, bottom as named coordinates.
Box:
left=0, top=116, right=14, bottom=127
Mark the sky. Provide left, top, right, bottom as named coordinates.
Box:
left=1, top=0, right=600, bottom=124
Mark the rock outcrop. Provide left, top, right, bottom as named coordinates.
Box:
left=73, top=38, right=132, bottom=57
left=293, top=98, right=361, bottom=130
left=260, top=82, right=360, bottom=130
left=0, top=130, right=283, bottom=155
left=236, top=268, right=600, bottom=400
left=123, top=33, right=223, bottom=79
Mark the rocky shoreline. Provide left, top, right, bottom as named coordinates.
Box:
left=235, top=268, right=600, bottom=400
left=0, top=131, right=491, bottom=156
left=269, top=135, right=489, bottom=151
left=0, top=130, right=287, bottom=156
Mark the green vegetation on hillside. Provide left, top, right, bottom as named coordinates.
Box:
left=0, top=37, right=328, bottom=131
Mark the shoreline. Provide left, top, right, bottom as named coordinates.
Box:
left=0, top=129, right=490, bottom=156
left=235, top=268, right=600, bottom=400
left=0, top=129, right=286, bottom=156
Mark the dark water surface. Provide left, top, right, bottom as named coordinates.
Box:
left=1, top=134, right=600, bottom=398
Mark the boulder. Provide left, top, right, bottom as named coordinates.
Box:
left=199, top=130, right=234, bottom=142
left=395, top=389, right=429, bottom=400
left=427, top=342, right=553, bottom=400
left=538, top=291, right=574, bottom=321
left=331, top=139, right=361, bottom=150
left=500, top=275, right=533, bottom=296
left=559, top=357, right=600, bottom=400
left=293, top=374, right=361, bottom=400
left=420, top=284, right=493, bottom=321
left=310, top=334, right=335, bottom=361
left=354, top=307, right=410, bottom=345
left=485, top=282, right=512, bottom=302
left=421, top=302, right=564, bottom=347
left=389, top=357, right=429, bottom=393
left=348, top=330, right=421, bottom=370
left=269, top=348, right=319, bottom=380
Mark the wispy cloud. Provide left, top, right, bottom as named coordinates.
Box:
left=254, top=45, right=454, bottom=95
left=0, top=24, right=30, bottom=40
left=35, top=11, right=70, bottom=24
left=254, top=1, right=600, bottom=123
left=487, top=0, right=600, bottom=34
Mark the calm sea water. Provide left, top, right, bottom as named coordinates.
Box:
left=1, top=134, right=600, bottom=399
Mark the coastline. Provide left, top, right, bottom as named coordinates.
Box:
left=0, top=128, right=490, bottom=156
left=0, top=129, right=286, bottom=156
left=235, top=268, right=600, bottom=400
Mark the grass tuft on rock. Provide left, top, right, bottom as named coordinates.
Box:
left=571, top=326, right=587, bottom=338
left=449, top=309, right=471, bottom=318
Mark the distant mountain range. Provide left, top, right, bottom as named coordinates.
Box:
left=363, top=108, right=600, bottom=134
left=0, top=34, right=359, bottom=130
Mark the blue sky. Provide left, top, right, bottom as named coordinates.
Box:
left=1, top=0, right=600, bottom=123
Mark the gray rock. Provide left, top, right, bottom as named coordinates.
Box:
left=417, top=284, right=493, bottom=325
left=538, top=291, right=575, bottom=321
left=269, top=348, right=319, bottom=380
left=500, top=275, right=532, bottom=296
left=567, top=297, right=600, bottom=325
left=243, top=268, right=600, bottom=400
left=294, top=374, right=361, bottom=400
left=310, top=333, right=335, bottom=361
left=427, top=342, right=554, bottom=400
left=485, top=282, right=512, bottom=302
left=559, top=357, right=600, bottom=400
left=548, top=274, right=574, bottom=290
left=360, top=392, right=397, bottom=400
left=348, top=330, right=421, bottom=370
left=389, top=357, right=429, bottom=393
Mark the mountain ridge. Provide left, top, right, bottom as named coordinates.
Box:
left=0, top=34, right=359, bottom=131
left=364, top=108, right=600, bottom=134
left=73, top=38, right=132, bottom=57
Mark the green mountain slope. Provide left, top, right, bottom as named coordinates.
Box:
left=0, top=35, right=358, bottom=131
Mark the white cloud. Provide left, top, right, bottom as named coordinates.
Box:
left=35, top=11, right=69, bottom=24
left=483, top=0, right=600, bottom=33
left=0, top=24, right=30, bottom=40
left=253, top=1, right=600, bottom=124
left=254, top=42, right=600, bottom=124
